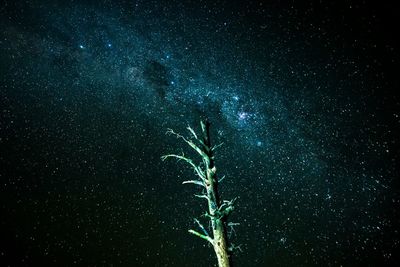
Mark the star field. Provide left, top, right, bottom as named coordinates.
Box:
left=1, top=0, right=399, bottom=266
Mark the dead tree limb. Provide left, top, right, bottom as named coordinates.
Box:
left=162, top=120, right=236, bottom=267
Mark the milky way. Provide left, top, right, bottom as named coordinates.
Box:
left=1, top=1, right=399, bottom=266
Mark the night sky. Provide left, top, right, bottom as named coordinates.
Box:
left=1, top=0, right=399, bottom=266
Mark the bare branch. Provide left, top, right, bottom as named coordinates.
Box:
left=188, top=229, right=213, bottom=244
left=194, top=194, right=210, bottom=201
left=202, top=212, right=218, bottom=221
left=227, top=222, right=240, bottom=238
left=188, top=125, right=210, bottom=151
left=200, top=121, right=207, bottom=141
left=228, top=243, right=243, bottom=253
left=161, top=154, right=205, bottom=180
left=194, top=218, right=210, bottom=237
left=182, top=180, right=205, bottom=187
left=187, top=126, right=198, bottom=140
left=212, top=142, right=224, bottom=152
left=216, top=197, right=238, bottom=219
left=165, top=128, right=209, bottom=160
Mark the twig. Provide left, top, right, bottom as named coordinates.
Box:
left=188, top=229, right=213, bottom=244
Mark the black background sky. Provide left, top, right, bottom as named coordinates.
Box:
left=1, top=0, right=399, bottom=266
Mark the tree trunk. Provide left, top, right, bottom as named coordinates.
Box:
left=213, top=219, right=231, bottom=267
left=162, top=120, right=236, bottom=267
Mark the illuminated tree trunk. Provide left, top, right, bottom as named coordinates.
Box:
left=162, top=121, right=237, bottom=267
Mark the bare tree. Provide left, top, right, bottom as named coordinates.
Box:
left=162, top=120, right=239, bottom=267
